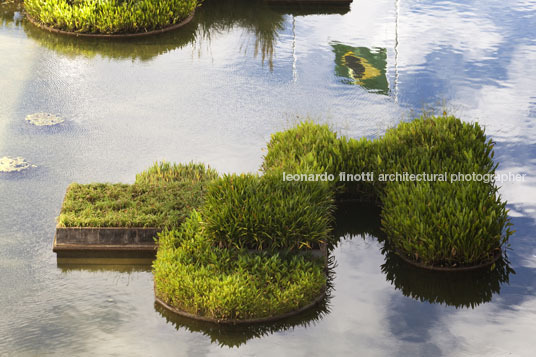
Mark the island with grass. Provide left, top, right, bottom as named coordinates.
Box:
left=24, top=0, right=198, bottom=36
left=54, top=115, right=513, bottom=322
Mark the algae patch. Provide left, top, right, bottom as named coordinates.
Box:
left=0, top=157, right=36, bottom=172
left=25, top=112, right=64, bottom=126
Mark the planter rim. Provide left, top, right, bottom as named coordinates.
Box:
left=394, top=248, right=503, bottom=272
left=56, top=226, right=161, bottom=230
left=24, top=10, right=195, bottom=38
left=154, top=287, right=326, bottom=325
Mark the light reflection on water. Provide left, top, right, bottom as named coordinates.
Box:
left=0, top=0, right=535, bottom=355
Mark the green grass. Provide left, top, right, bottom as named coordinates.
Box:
left=153, top=212, right=327, bottom=321
left=57, top=162, right=217, bottom=228
left=202, top=172, right=335, bottom=251
left=381, top=180, right=511, bottom=267
left=262, top=116, right=513, bottom=267
left=24, top=0, right=197, bottom=34
left=262, top=121, right=343, bottom=176
left=377, top=116, right=496, bottom=182
left=377, top=116, right=511, bottom=266
left=262, top=120, right=378, bottom=200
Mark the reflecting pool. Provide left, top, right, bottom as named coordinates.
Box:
left=1, top=0, right=535, bottom=355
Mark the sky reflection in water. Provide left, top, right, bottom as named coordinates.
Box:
left=0, top=0, right=535, bottom=355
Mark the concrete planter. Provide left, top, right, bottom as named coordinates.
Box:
left=53, top=226, right=160, bottom=252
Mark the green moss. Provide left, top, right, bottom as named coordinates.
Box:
left=153, top=212, right=327, bottom=321
left=57, top=162, right=217, bottom=228
left=24, top=0, right=197, bottom=34
left=202, top=172, right=335, bottom=250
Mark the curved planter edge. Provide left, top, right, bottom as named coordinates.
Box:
left=24, top=11, right=195, bottom=38
left=394, top=248, right=503, bottom=272
left=154, top=287, right=326, bottom=325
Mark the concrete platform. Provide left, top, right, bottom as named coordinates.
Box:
left=53, top=226, right=160, bottom=252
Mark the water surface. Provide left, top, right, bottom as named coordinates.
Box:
left=1, top=0, right=535, bottom=355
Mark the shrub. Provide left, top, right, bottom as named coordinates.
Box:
left=58, top=162, right=216, bottom=228
left=381, top=180, right=512, bottom=267
left=202, top=172, right=335, bottom=250
left=381, top=249, right=513, bottom=308
left=24, top=0, right=197, bottom=34
left=153, top=212, right=327, bottom=320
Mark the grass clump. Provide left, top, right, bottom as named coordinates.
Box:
left=202, top=172, right=335, bottom=250
left=262, top=121, right=343, bottom=175
left=262, top=116, right=512, bottom=268
left=377, top=116, right=495, bottom=180
left=135, top=161, right=218, bottom=185
left=262, top=121, right=378, bottom=199
left=58, top=162, right=217, bottom=228
left=153, top=212, right=327, bottom=321
left=377, top=116, right=512, bottom=267
left=381, top=180, right=511, bottom=267
left=24, top=0, right=197, bottom=34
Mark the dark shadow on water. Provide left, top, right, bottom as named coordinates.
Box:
left=22, top=15, right=198, bottom=62
left=332, top=200, right=515, bottom=309
left=381, top=248, right=515, bottom=308
left=57, top=262, right=152, bottom=273
left=154, top=257, right=336, bottom=347
left=332, top=200, right=383, bottom=244
left=56, top=250, right=155, bottom=272
left=154, top=291, right=332, bottom=348
left=16, top=0, right=348, bottom=65
left=0, top=0, right=23, bottom=28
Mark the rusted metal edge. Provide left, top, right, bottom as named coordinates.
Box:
left=393, top=248, right=503, bottom=272
left=154, top=287, right=326, bottom=325
left=25, top=10, right=195, bottom=38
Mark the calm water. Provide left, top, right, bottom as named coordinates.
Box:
left=1, top=0, right=535, bottom=355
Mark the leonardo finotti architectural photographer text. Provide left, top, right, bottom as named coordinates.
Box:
left=282, top=172, right=526, bottom=183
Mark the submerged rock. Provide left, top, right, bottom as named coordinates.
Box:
left=0, top=156, right=36, bottom=172
left=25, top=112, right=64, bottom=126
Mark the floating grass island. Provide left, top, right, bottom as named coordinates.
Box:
left=153, top=173, right=332, bottom=322
left=55, top=115, right=513, bottom=322
left=154, top=212, right=328, bottom=323
left=58, top=162, right=217, bottom=228
left=263, top=116, right=513, bottom=270
left=24, top=0, right=197, bottom=36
